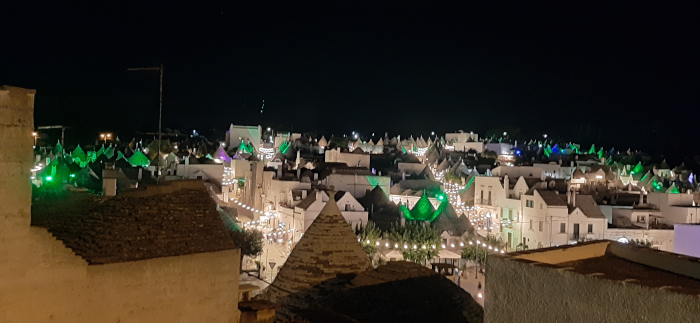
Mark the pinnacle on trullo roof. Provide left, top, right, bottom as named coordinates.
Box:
left=263, top=186, right=373, bottom=303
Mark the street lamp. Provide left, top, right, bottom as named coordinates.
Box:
left=99, top=133, right=112, bottom=144
left=32, top=132, right=38, bottom=147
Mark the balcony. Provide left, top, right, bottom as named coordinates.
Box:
left=475, top=199, right=494, bottom=206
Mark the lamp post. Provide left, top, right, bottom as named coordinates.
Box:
left=128, top=65, right=164, bottom=183
left=32, top=132, right=38, bottom=147
left=99, top=132, right=112, bottom=144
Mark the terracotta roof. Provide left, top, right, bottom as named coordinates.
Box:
left=262, top=191, right=373, bottom=302
left=31, top=181, right=237, bottom=265
left=295, top=190, right=318, bottom=210
left=570, top=194, right=606, bottom=219
left=536, top=190, right=567, bottom=206
left=276, top=261, right=484, bottom=322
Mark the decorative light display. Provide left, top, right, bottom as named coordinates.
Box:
left=259, top=147, right=275, bottom=160
left=222, top=167, right=233, bottom=186
left=414, top=146, right=428, bottom=157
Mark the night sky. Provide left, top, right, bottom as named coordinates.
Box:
left=3, top=1, right=700, bottom=161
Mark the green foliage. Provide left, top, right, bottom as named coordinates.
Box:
left=147, top=139, right=172, bottom=160
left=443, top=171, right=461, bottom=183
left=328, top=136, right=349, bottom=150
left=231, top=229, right=264, bottom=259
left=483, top=233, right=506, bottom=249
left=461, top=233, right=506, bottom=265
left=480, top=150, right=498, bottom=160
left=387, top=222, right=441, bottom=263
left=629, top=239, right=653, bottom=248
left=460, top=244, right=489, bottom=266
left=355, top=222, right=382, bottom=263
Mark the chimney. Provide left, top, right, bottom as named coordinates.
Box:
left=639, top=191, right=644, bottom=205
left=302, top=190, right=307, bottom=199
left=102, top=162, right=118, bottom=197
left=276, top=166, right=282, bottom=179
left=503, top=175, right=509, bottom=198
left=297, top=167, right=301, bottom=180
left=572, top=190, right=576, bottom=207
left=402, top=170, right=406, bottom=181
left=566, top=189, right=571, bottom=204
left=314, top=173, right=318, bottom=181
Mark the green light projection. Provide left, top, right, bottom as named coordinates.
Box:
left=630, top=162, right=643, bottom=175
left=128, top=150, right=150, bottom=167
left=72, top=145, right=87, bottom=166
left=400, top=193, right=448, bottom=222
left=279, top=141, right=290, bottom=154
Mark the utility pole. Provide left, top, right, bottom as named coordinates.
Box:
left=128, top=65, right=164, bottom=182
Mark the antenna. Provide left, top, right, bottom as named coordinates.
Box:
left=260, top=99, right=264, bottom=114
left=128, top=64, right=164, bottom=183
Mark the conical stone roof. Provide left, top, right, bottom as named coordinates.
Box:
left=264, top=188, right=373, bottom=303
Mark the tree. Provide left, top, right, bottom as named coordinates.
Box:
left=629, top=239, right=653, bottom=248
left=387, top=222, right=441, bottom=263
left=480, top=150, right=498, bottom=160
left=461, top=233, right=505, bottom=266
left=443, top=171, right=461, bottom=183
left=460, top=244, right=489, bottom=266
left=355, top=222, right=382, bottom=265
left=231, top=229, right=264, bottom=270
left=147, top=139, right=172, bottom=160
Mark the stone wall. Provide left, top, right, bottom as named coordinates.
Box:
left=0, top=86, right=240, bottom=322
left=485, top=248, right=700, bottom=323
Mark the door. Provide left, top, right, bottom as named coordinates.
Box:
left=573, top=223, right=580, bottom=240
left=507, top=232, right=512, bottom=249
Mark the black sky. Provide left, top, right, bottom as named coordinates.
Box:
left=3, top=1, right=700, bottom=160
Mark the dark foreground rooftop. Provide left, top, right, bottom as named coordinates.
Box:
left=275, top=261, right=483, bottom=323
left=558, top=254, right=700, bottom=295
left=31, top=180, right=237, bottom=265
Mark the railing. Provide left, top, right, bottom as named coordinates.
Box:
left=475, top=199, right=494, bottom=206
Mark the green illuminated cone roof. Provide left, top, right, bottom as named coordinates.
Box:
left=104, top=145, right=115, bottom=159
left=264, top=190, right=373, bottom=303
left=72, top=145, right=87, bottom=164
left=54, top=141, right=63, bottom=155
left=630, top=162, right=644, bottom=175
left=128, top=149, right=150, bottom=167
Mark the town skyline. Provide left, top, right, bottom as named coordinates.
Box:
left=4, top=2, right=700, bottom=160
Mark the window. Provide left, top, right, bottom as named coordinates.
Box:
left=530, top=219, right=533, bottom=230
left=540, top=203, right=543, bottom=209
left=637, top=215, right=645, bottom=223
left=539, top=221, right=543, bottom=232
left=588, top=224, right=593, bottom=233
left=560, top=223, right=566, bottom=233
left=526, top=200, right=534, bottom=208
left=509, top=209, right=513, bottom=220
